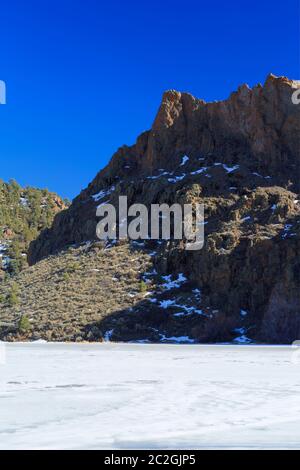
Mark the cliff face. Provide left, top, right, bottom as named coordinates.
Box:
left=26, top=74, right=300, bottom=343
left=143, top=74, right=300, bottom=176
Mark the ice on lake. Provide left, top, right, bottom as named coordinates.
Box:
left=0, top=342, right=300, bottom=450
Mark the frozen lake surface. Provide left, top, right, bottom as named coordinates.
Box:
left=0, top=342, right=300, bottom=450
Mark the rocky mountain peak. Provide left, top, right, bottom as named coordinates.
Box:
left=2, top=74, right=299, bottom=344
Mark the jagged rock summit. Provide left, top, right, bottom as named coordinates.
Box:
left=3, top=74, right=299, bottom=344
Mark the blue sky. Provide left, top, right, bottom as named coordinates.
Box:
left=0, top=0, right=299, bottom=199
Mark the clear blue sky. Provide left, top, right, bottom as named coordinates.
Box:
left=0, top=0, right=299, bottom=199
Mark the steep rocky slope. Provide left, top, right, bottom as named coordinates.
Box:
left=1, top=74, right=299, bottom=344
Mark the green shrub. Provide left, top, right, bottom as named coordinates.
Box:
left=18, top=315, right=31, bottom=333
left=139, top=280, right=148, bottom=293
left=62, top=272, right=70, bottom=282
left=65, top=262, right=81, bottom=273
left=8, top=282, right=20, bottom=307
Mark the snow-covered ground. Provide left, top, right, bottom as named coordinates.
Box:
left=0, top=343, right=300, bottom=450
